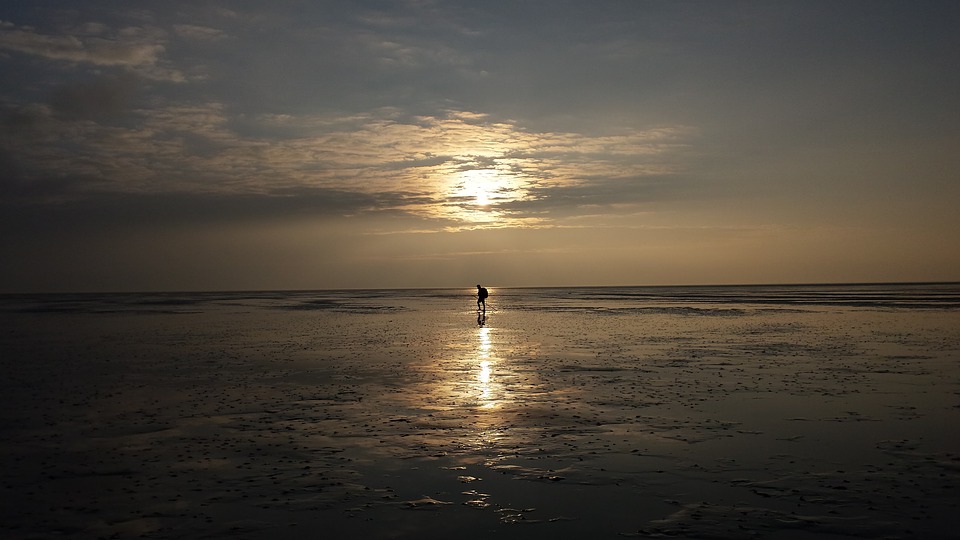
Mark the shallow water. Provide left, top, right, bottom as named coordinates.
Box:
left=1, top=284, right=958, bottom=538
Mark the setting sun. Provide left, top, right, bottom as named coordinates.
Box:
left=440, top=165, right=535, bottom=227
left=461, top=168, right=499, bottom=206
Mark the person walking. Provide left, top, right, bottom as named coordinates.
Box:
left=476, top=284, right=488, bottom=312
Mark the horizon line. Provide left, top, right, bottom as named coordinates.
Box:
left=2, top=280, right=959, bottom=296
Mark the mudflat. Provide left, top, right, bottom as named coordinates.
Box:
left=1, top=286, right=958, bottom=539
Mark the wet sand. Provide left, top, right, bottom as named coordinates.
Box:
left=1, top=289, right=958, bottom=539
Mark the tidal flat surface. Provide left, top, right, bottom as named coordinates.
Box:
left=1, top=285, right=958, bottom=539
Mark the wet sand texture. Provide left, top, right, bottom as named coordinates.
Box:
left=1, top=287, right=958, bottom=539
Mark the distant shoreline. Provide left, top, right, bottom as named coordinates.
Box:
left=2, top=280, right=959, bottom=297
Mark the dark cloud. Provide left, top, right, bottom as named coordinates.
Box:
left=50, top=75, right=139, bottom=120
left=0, top=146, right=97, bottom=202
left=0, top=172, right=90, bottom=203
left=0, top=185, right=429, bottom=236
left=501, top=174, right=693, bottom=216
left=0, top=147, right=25, bottom=183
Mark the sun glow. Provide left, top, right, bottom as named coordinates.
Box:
left=460, top=169, right=499, bottom=206
left=441, top=167, right=532, bottom=227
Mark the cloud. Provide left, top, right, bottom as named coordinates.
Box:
left=1, top=99, right=698, bottom=230
left=50, top=75, right=139, bottom=120
left=0, top=21, right=185, bottom=81
left=0, top=185, right=427, bottom=240
left=0, top=25, right=160, bottom=66
left=172, top=24, right=228, bottom=42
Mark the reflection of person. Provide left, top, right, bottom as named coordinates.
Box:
left=476, top=284, right=488, bottom=312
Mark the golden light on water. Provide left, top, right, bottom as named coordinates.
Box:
left=478, top=360, right=492, bottom=401
left=478, top=326, right=491, bottom=354
left=476, top=326, right=496, bottom=408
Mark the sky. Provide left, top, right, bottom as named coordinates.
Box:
left=1, top=0, right=958, bottom=292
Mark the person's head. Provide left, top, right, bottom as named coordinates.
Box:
left=477, top=284, right=481, bottom=288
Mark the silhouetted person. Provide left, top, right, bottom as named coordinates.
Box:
left=477, top=284, right=488, bottom=312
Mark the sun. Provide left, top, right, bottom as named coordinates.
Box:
left=442, top=164, right=533, bottom=227
left=460, top=169, right=499, bottom=206
left=475, top=189, right=490, bottom=206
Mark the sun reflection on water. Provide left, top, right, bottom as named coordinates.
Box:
left=475, top=326, right=498, bottom=409
left=478, top=326, right=491, bottom=354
